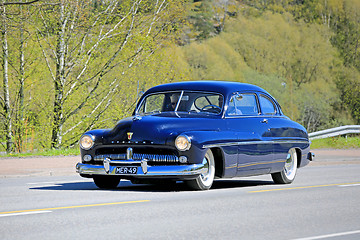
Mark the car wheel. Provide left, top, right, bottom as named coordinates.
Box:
left=93, top=176, right=121, bottom=189
left=271, top=148, right=298, bottom=184
left=186, top=149, right=215, bottom=190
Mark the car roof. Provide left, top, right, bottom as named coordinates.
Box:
left=144, top=81, right=269, bottom=96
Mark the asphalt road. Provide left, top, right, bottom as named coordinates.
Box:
left=1, top=153, right=360, bottom=240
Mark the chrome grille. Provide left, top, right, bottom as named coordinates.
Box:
left=94, top=153, right=179, bottom=163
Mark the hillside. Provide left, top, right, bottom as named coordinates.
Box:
left=0, top=0, right=359, bottom=153
left=173, top=0, right=359, bottom=132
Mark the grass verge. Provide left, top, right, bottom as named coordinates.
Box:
left=311, top=136, right=360, bottom=149
left=0, top=148, right=80, bottom=158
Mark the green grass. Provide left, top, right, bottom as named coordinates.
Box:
left=0, top=148, right=80, bottom=158
left=311, top=136, right=360, bottom=149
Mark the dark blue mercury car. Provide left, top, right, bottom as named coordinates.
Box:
left=76, top=81, right=313, bottom=190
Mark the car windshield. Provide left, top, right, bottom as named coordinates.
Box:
left=137, top=91, right=224, bottom=115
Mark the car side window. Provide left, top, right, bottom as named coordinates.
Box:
left=259, top=95, right=276, bottom=115
left=228, top=93, right=259, bottom=116
left=139, top=94, right=165, bottom=113
left=193, top=94, right=223, bottom=113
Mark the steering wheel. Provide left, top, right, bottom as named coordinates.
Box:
left=200, top=104, right=221, bottom=113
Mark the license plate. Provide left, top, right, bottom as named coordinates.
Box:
left=115, top=166, right=138, bottom=174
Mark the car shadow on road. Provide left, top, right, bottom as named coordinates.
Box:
left=29, top=179, right=275, bottom=192
left=211, top=179, right=274, bottom=190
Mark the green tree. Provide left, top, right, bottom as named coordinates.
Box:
left=0, top=1, right=13, bottom=153
left=243, top=0, right=360, bottom=126
left=1, top=0, right=41, bottom=153
left=36, top=0, right=186, bottom=149
left=188, top=0, right=215, bottom=40
left=336, top=67, right=360, bottom=124
left=177, top=10, right=344, bottom=131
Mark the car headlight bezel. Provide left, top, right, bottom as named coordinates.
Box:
left=175, top=134, right=191, bottom=151
left=79, top=134, right=95, bottom=150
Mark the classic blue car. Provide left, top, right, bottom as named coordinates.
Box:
left=76, top=81, right=313, bottom=190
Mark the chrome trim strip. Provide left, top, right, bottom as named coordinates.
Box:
left=94, top=153, right=179, bottom=163
left=275, top=140, right=309, bottom=144
left=225, top=160, right=286, bottom=170
left=203, top=139, right=309, bottom=148
left=224, top=115, right=288, bottom=119
left=174, top=91, right=184, bottom=111
left=105, top=159, right=142, bottom=164
left=237, top=160, right=285, bottom=169
left=76, top=162, right=206, bottom=177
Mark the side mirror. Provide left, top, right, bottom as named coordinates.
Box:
left=235, top=94, right=243, bottom=101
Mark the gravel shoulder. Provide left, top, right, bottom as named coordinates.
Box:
left=0, top=149, right=359, bottom=178
left=310, top=149, right=360, bottom=166
left=0, top=155, right=79, bottom=178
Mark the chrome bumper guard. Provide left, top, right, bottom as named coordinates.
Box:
left=76, top=158, right=207, bottom=177
left=308, top=152, right=315, bottom=161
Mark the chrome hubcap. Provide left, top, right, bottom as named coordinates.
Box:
left=284, top=149, right=296, bottom=180
left=201, top=157, right=210, bottom=181
left=199, top=153, right=214, bottom=187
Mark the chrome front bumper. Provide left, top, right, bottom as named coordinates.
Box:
left=76, top=158, right=207, bottom=178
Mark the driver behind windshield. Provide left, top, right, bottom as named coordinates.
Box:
left=163, top=93, right=180, bottom=111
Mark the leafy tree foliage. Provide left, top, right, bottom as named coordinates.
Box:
left=177, top=8, right=351, bottom=131
left=0, top=0, right=187, bottom=153
left=242, top=0, right=360, bottom=124
left=185, top=0, right=238, bottom=42
left=1, top=0, right=359, bottom=154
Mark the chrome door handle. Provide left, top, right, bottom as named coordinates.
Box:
left=261, top=119, right=268, bottom=124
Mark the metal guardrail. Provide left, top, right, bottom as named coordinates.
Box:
left=309, top=125, right=360, bottom=140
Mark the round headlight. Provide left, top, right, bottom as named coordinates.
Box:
left=80, top=134, right=94, bottom=150
left=175, top=135, right=191, bottom=151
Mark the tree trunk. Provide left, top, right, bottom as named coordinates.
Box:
left=1, top=3, right=14, bottom=153
left=17, top=5, right=26, bottom=152
left=51, top=1, right=66, bottom=149
left=220, top=1, right=228, bottom=32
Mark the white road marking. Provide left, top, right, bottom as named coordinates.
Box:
left=249, top=182, right=360, bottom=193
left=338, top=183, right=360, bottom=187
left=0, top=200, right=149, bottom=218
left=0, top=211, right=52, bottom=218
left=27, top=180, right=92, bottom=185
left=293, top=230, right=360, bottom=240
left=27, top=182, right=55, bottom=185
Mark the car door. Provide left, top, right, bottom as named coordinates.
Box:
left=257, top=93, right=285, bottom=172
left=259, top=93, right=309, bottom=172
left=225, top=92, right=273, bottom=177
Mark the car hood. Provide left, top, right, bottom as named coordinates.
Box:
left=103, top=112, right=223, bottom=145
